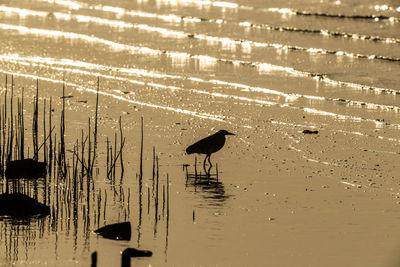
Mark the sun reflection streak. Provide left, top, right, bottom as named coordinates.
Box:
left=212, top=1, right=238, bottom=9
left=0, top=53, right=183, bottom=80
left=0, top=56, right=277, bottom=110
left=0, top=53, right=275, bottom=107
left=0, top=6, right=189, bottom=38
left=4, top=4, right=398, bottom=67
left=153, top=0, right=239, bottom=9
left=0, top=6, right=48, bottom=17
left=267, top=8, right=296, bottom=15
left=0, top=54, right=400, bottom=112
left=0, top=23, right=162, bottom=56
left=1, top=63, right=399, bottom=129
left=41, top=0, right=82, bottom=10
left=1, top=53, right=398, bottom=112
left=0, top=70, right=227, bottom=122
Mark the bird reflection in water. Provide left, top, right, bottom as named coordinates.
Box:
left=183, top=161, right=230, bottom=205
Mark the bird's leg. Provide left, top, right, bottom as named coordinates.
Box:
left=208, top=154, right=212, bottom=169
left=206, top=165, right=212, bottom=178
left=203, top=155, right=208, bottom=172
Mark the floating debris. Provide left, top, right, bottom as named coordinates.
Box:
left=60, top=95, right=74, bottom=99
left=302, top=130, right=319, bottom=134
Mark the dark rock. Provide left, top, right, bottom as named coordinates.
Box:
left=94, top=221, right=131, bottom=240
left=0, top=193, right=50, bottom=219
left=5, top=159, right=47, bottom=179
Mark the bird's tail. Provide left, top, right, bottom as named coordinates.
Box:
left=186, top=145, right=195, bottom=154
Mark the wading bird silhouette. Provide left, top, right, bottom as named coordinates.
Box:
left=186, top=130, right=235, bottom=170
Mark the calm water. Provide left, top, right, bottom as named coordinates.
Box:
left=0, top=0, right=399, bottom=266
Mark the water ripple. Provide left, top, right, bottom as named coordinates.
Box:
left=1, top=7, right=399, bottom=64
left=1, top=53, right=399, bottom=112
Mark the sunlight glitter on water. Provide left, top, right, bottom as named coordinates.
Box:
left=267, top=8, right=296, bottom=15
left=40, top=0, right=82, bottom=10
left=2, top=52, right=399, bottom=114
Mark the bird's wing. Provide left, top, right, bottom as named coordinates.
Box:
left=186, top=135, right=215, bottom=154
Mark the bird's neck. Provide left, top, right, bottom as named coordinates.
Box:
left=121, top=254, right=131, bottom=267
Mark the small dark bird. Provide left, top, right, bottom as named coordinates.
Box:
left=186, top=130, right=235, bottom=169
left=91, top=248, right=152, bottom=267
left=121, top=248, right=153, bottom=267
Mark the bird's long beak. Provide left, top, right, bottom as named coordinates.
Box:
left=226, top=131, right=235, bottom=135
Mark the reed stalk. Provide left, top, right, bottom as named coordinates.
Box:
left=119, top=117, right=124, bottom=179
left=139, top=116, right=143, bottom=180
left=32, top=79, right=38, bottom=161
left=7, top=75, right=14, bottom=163
left=48, top=97, right=52, bottom=174
left=90, top=77, right=100, bottom=175
left=43, top=101, right=46, bottom=163
left=60, top=81, right=66, bottom=176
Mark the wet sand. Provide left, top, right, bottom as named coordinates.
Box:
left=1, top=76, right=396, bottom=266
left=86, top=86, right=400, bottom=267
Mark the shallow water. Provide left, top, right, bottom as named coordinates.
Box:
left=0, top=0, right=399, bottom=266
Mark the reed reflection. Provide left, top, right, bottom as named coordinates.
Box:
left=0, top=76, right=131, bottom=265
left=133, top=121, right=171, bottom=262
